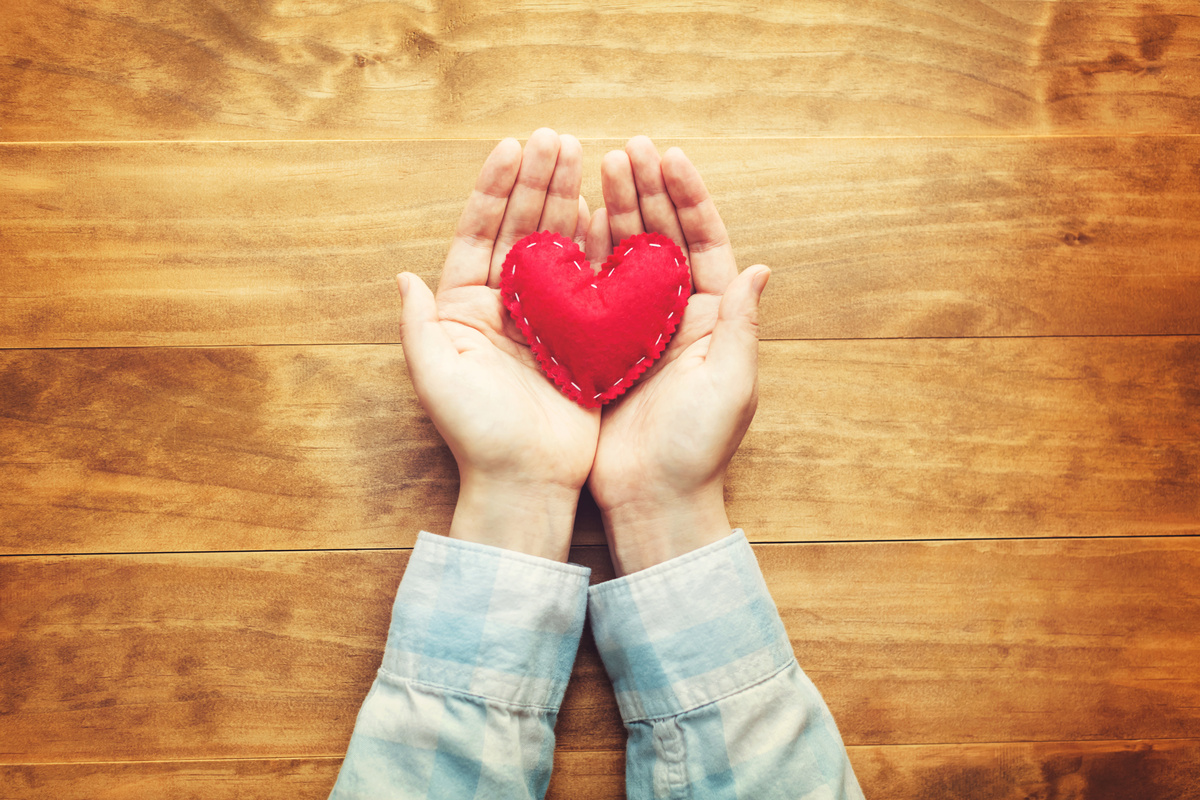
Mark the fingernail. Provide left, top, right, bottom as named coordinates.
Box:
left=751, top=266, right=770, bottom=297
left=397, top=273, right=410, bottom=297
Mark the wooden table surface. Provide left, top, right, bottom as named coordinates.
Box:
left=2, top=2, right=1198, bottom=798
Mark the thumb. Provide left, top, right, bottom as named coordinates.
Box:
left=705, top=265, right=769, bottom=381
left=397, top=272, right=458, bottom=393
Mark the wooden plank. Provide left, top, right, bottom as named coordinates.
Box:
left=2, top=337, right=1195, bottom=555
left=0, top=759, right=343, bottom=800
left=0, top=550, right=413, bottom=763
left=555, top=740, right=1200, bottom=799
left=2, top=138, right=1199, bottom=347
left=0, top=346, right=463, bottom=554
left=1, top=1, right=1198, bottom=140
left=551, top=741, right=1200, bottom=799
left=2, top=540, right=1199, bottom=763
left=848, top=739, right=1200, bottom=800
left=779, top=539, right=1200, bottom=745
left=736, top=335, right=1200, bottom=542
left=547, top=750, right=626, bottom=799
left=5, top=740, right=1199, bottom=799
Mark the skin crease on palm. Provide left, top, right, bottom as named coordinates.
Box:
left=397, top=128, right=770, bottom=573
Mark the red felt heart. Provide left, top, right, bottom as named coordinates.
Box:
left=501, top=231, right=691, bottom=408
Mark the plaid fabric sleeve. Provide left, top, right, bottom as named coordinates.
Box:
left=587, top=530, right=865, bottom=800
left=329, top=531, right=591, bottom=800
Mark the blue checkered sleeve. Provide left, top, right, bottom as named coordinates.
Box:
left=587, top=530, right=865, bottom=800
left=329, top=532, right=591, bottom=800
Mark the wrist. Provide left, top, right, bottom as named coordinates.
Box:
left=448, top=473, right=581, bottom=562
left=599, top=484, right=732, bottom=575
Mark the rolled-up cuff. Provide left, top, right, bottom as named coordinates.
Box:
left=380, top=531, right=591, bottom=710
left=587, top=530, right=795, bottom=722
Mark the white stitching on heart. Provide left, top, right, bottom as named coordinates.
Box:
left=519, top=242, right=680, bottom=397
left=526, top=242, right=537, bottom=248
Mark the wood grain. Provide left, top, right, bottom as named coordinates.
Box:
left=849, top=739, right=1200, bottom=800
left=0, top=550, right=412, bottom=763
left=3, top=0, right=1195, bottom=795
left=737, top=335, right=1200, bottom=542
left=2, top=1, right=1198, bottom=140
left=5, top=740, right=1199, bottom=799
left=2, top=137, right=1199, bottom=347
left=2, top=540, right=1199, bottom=763
left=0, top=759, right=344, bottom=800
left=2, top=337, right=1195, bottom=555
left=0, top=346, right=460, bottom=554
left=551, top=741, right=1200, bottom=800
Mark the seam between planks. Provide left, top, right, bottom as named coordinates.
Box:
left=6, top=736, right=1200, bottom=767
left=3, top=134, right=1200, bottom=145
left=2, top=332, right=1199, bottom=353
left=2, top=535, right=1199, bottom=560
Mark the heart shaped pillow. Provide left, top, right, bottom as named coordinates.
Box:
left=501, top=231, right=691, bottom=408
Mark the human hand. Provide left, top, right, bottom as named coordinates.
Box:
left=398, top=129, right=600, bottom=562
left=585, top=137, right=769, bottom=575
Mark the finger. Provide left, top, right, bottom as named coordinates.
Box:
left=662, top=147, right=738, bottom=294
left=625, top=136, right=687, bottom=254
left=440, top=138, right=522, bottom=292
left=601, top=149, right=644, bottom=246
left=706, top=265, right=768, bottom=386
left=538, top=134, right=583, bottom=237
left=585, top=207, right=613, bottom=267
left=489, top=128, right=562, bottom=286
left=398, top=272, right=460, bottom=397
left=573, top=196, right=590, bottom=246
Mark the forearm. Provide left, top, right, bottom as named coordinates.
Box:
left=330, top=533, right=590, bottom=800
left=599, top=483, right=732, bottom=576
left=450, top=474, right=582, bottom=563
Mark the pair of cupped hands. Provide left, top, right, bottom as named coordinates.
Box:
left=398, top=129, right=769, bottom=574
